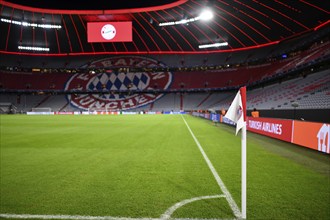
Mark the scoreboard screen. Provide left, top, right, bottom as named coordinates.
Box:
left=87, top=22, right=132, bottom=42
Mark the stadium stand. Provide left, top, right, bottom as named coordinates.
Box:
left=247, top=70, right=330, bottom=110
left=0, top=94, right=46, bottom=112
left=208, top=70, right=329, bottom=111
left=0, top=102, right=15, bottom=114
left=151, top=93, right=181, bottom=112
left=0, top=26, right=329, bottom=122
left=1, top=38, right=329, bottom=91
left=1, top=67, right=329, bottom=114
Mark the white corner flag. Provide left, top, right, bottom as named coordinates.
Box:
left=225, top=87, right=247, bottom=135
left=224, top=86, right=247, bottom=219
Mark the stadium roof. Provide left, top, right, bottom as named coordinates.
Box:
left=0, top=0, right=329, bottom=55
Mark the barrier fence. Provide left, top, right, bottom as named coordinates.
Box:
left=192, top=112, right=329, bottom=154
left=246, top=117, right=293, bottom=142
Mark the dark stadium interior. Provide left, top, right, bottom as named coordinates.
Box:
left=1, top=0, right=329, bottom=53
left=1, top=2, right=330, bottom=219
left=0, top=0, right=329, bottom=122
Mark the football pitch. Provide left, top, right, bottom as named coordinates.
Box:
left=0, top=114, right=329, bottom=220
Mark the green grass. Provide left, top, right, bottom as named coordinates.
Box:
left=0, top=114, right=329, bottom=219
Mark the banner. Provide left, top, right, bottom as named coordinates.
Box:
left=247, top=117, right=293, bottom=142
left=87, top=22, right=132, bottom=42
left=211, top=113, right=220, bottom=122
left=27, top=112, right=54, bottom=115
left=193, top=113, right=329, bottom=154
left=293, top=121, right=330, bottom=153
left=54, top=112, right=74, bottom=115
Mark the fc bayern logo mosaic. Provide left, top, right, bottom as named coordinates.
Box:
left=65, top=56, right=172, bottom=111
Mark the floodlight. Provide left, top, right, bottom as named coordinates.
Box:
left=199, top=9, right=213, bottom=21
left=18, top=46, right=50, bottom=51
left=199, top=42, right=228, bottom=49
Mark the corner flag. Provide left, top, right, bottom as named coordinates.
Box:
left=225, top=86, right=247, bottom=219
left=224, top=87, right=247, bottom=135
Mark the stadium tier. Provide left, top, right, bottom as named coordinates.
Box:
left=1, top=40, right=329, bottom=91
left=1, top=69, right=329, bottom=113
left=209, top=70, right=330, bottom=111
left=1, top=39, right=329, bottom=115
left=0, top=71, right=330, bottom=112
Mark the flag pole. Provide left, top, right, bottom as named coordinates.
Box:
left=241, top=123, right=247, bottom=219
left=224, top=86, right=247, bottom=219
left=240, top=86, right=247, bottom=219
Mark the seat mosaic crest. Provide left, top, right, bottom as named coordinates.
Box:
left=65, top=56, right=172, bottom=110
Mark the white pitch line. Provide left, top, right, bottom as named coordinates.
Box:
left=0, top=214, right=236, bottom=220
left=161, top=195, right=225, bottom=220
left=0, top=214, right=155, bottom=220
left=174, top=219, right=236, bottom=220
left=181, top=115, right=241, bottom=219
